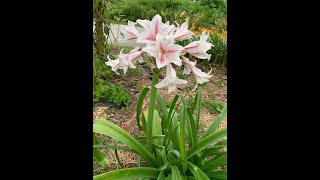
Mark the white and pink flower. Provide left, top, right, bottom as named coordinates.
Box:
left=137, top=14, right=164, bottom=45
left=105, top=14, right=215, bottom=92
left=181, top=56, right=212, bottom=88
left=142, top=34, right=183, bottom=69
left=174, top=22, right=194, bottom=41
left=120, top=21, right=139, bottom=42
left=184, top=31, right=213, bottom=60
left=105, top=48, right=144, bottom=75
left=155, top=64, right=187, bottom=93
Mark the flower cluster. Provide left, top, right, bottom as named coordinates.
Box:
left=105, top=14, right=214, bottom=93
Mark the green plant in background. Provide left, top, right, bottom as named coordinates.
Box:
left=93, top=90, right=227, bottom=179
left=94, top=79, right=131, bottom=107
left=214, top=79, right=223, bottom=89
left=93, top=50, right=132, bottom=107
left=202, top=99, right=225, bottom=114
left=113, top=0, right=226, bottom=29
left=207, top=34, right=227, bottom=66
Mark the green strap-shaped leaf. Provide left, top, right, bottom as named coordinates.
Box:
left=146, top=70, right=160, bottom=151
left=168, top=149, right=181, bottom=159
left=172, top=165, right=182, bottom=180
left=143, top=110, right=163, bottom=146
left=169, top=110, right=180, bottom=151
left=200, top=140, right=227, bottom=159
left=195, top=91, right=202, bottom=132
left=167, top=95, right=180, bottom=128
left=207, top=170, right=227, bottom=180
left=156, top=92, right=169, bottom=129
left=114, top=148, right=124, bottom=168
left=186, top=128, right=227, bottom=159
left=93, top=145, right=136, bottom=152
left=179, top=95, right=195, bottom=148
left=186, top=161, right=210, bottom=180
left=186, top=176, right=197, bottom=180
left=179, top=105, right=187, bottom=173
left=93, top=133, right=109, bottom=168
left=157, top=170, right=166, bottom=180
left=93, top=119, right=159, bottom=167
left=201, top=107, right=227, bottom=139
left=136, top=87, right=150, bottom=131
left=186, top=108, right=196, bottom=147
left=93, top=167, right=161, bottom=180
left=202, top=153, right=227, bottom=172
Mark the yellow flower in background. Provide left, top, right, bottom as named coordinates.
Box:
left=161, top=10, right=164, bottom=15
left=180, top=11, right=186, bottom=17
left=185, top=16, right=190, bottom=22
left=190, top=22, right=196, bottom=30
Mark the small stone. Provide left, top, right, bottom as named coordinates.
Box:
left=159, top=74, right=164, bottom=79
left=134, top=90, right=140, bottom=95
left=109, top=113, right=114, bottom=117
left=128, top=82, right=137, bottom=87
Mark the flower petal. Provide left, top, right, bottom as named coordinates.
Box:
left=142, top=45, right=158, bottom=58
left=155, top=78, right=168, bottom=88
left=136, top=19, right=151, bottom=32
left=137, top=31, right=154, bottom=44
left=174, top=22, right=194, bottom=41
left=156, top=52, right=170, bottom=68
left=150, top=14, right=163, bottom=35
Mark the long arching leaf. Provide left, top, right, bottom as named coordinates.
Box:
left=93, top=133, right=109, bottom=168
left=201, top=107, right=227, bottom=139
left=93, top=167, right=161, bottom=180
left=186, top=161, right=210, bottom=180
left=93, top=119, right=159, bottom=167
left=186, top=128, right=227, bottom=159
left=136, top=88, right=150, bottom=131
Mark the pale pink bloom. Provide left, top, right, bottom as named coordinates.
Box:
left=163, top=21, right=176, bottom=36
left=142, top=34, right=183, bottom=69
left=155, top=64, right=187, bottom=93
left=174, top=22, right=194, bottom=41
left=181, top=56, right=212, bottom=89
left=184, top=31, right=213, bottom=60
left=105, top=58, right=121, bottom=74
left=126, top=47, right=144, bottom=64
left=137, top=14, right=164, bottom=45
left=120, top=21, right=139, bottom=42
left=106, top=48, right=144, bottom=75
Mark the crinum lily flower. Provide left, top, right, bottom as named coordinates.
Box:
left=119, top=21, right=139, bottom=42
left=106, top=48, right=144, bottom=75
left=155, top=63, right=187, bottom=93
left=142, top=34, right=183, bottom=69
left=163, top=21, right=176, bottom=36
left=104, top=14, right=215, bottom=93
left=181, top=56, right=212, bottom=89
left=184, top=31, right=213, bottom=60
left=174, top=22, right=194, bottom=41
left=137, top=14, right=164, bottom=45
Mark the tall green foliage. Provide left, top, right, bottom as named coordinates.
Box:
left=93, top=89, right=227, bottom=179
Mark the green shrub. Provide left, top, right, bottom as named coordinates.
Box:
left=94, top=79, right=131, bottom=107
left=93, top=50, right=132, bottom=107
left=204, top=33, right=227, bottom=66
left=113, top=0, right=226, bottom=29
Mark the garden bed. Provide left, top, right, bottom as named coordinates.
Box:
left=93, top=62, right=227, bottom=174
